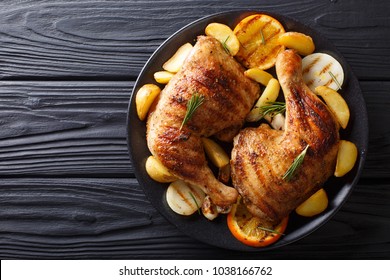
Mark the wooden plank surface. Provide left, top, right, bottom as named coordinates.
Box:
left=0, top=0, right=389, bottom=80
left=0, top=81, right=132, bottom=176
left=0, top=0, right=389, bottom=259
left=0, top=178, right=388, bottom=259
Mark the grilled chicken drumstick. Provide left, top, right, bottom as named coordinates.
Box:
left=231, top=49, right=340, bottom=227
left=147, top=36, right=260, bottom=207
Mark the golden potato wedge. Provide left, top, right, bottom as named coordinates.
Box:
left=201, top=138, right=230, bottom=168
left=166, top=180, right=205, bottom=216
left=315, top=85, right=350, bottom=129
left=135, top=84, right=161, bottom=121
left=278, top=32, right=315, bottom=56
left=244, top=68, right=274, bottom=86
left=154, top=71, right=174, bottom=84
left=334, top=140, right=358, bottom=177
left=246, top=78, right=280, bottom=122
left=162, top=43, right=193, bottom=73
left=145, top=156, right=176, bottom=183
left=234, top=14, right=285, bottom=69
left=205, top=22, right=240, bottom=56
left=296, top=188, right=328, bottom=217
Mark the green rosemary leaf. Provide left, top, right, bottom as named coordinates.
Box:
left=222, top=35, right=231, bottom=54
left=257, top=225, right=285, bottom=235
left=283, top=145, right=309, bottom=182
left=259, top=101, right=286, bottom=117
left=260, top=29, right=266, bottom=45
left=180, top=93, right=205, bottom=130
left=328, top=71, right=342, bottom=90
left=188, top=192, right=201, bottom=215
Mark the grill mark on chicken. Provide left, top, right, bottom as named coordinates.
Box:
left=193, top=62, right=247, bottom=116
left=188, top=78, right=236, bottom=126
left=287, top=83, right=339, bottom=154
left=147, top=36, right=260, bottom=207
left=157, top=131, right=204, bottom=180
left=231, top=50, right=340, bottom=226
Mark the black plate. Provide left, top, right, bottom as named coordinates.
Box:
left=127, top=11, right=368, bottom=251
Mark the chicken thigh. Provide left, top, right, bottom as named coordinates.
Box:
left=147, top=36, right=260, bottom=207
left=231, top=49, right=340, bottom=226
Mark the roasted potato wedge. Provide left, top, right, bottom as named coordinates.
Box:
left=166, top=180, right=205, bottom=216
left=162, top=43, right=193, bottom=73
left=135, top=84, right=161, bottom=121
left=334, top=140, right=358, bottom=177
left=154, top=71, right=174, bottom=84
left=315, top=85, right=350, bottom=129
left=302, top=53, right=344, bottom=92
left=234, top=14, right=285, bottom=69
left=201, top=138, right=230, bottom=168
left=205, top=23, right=240, bottom=56
left=145, top=156, right=176, bottom=183
left=296, top=188, right=328, bottom=217
left=278, top=32, right=315, bottom=56
left=246, top=78, right=280, bottom=122
left=244, top=68, right=274, bottom=86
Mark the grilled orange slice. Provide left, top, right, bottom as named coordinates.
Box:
left=233, top=14, right=285, bottom=69
left=227, top=197, right=288, bottom=247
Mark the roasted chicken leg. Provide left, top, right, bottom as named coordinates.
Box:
left=147, top=36, right=260, bottom=207
left=231, top=49, right=340, bottom=226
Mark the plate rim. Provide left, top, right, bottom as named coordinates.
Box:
left=126, top=10, right=369, bottom=251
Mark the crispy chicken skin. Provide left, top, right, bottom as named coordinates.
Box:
left=231, top=50, right=340, bottom=226
left=147, top=36, right=260, bottom=207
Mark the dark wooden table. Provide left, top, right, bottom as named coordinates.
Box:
left=0, top=0, right=389, bottom=259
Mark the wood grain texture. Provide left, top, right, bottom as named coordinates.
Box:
left=362, top=82, right=390, bottom=178
left=0, top=81, right=133, bottom=176
left=0, top=0, right=389, bottom=259
left=0, top=0, right=389, bottom=80
left=0, top=178, right=388, bottom=259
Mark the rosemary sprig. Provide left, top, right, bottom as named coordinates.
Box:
left=180, top=93, right=204, bottom=130
left=189, top=192, right=201, bottom=215
left=222, top=35, right=230, bottom=54
left=328, top=71, right=342, bottom=90
left=259, top=101, right=286, bottom=117
left=282, top=145, right=309, bottom=182
left=258, top=225, right=285, bottom=236
left=260, top=29, right=266, bottom=45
